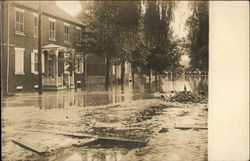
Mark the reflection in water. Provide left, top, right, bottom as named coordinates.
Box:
left=3, top=76, right=208, bottom=109
left=61, top=149, right=125, bottom=161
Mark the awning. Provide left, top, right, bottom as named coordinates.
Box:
left=42, top=44, right=68, bottom=51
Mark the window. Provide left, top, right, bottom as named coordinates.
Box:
left=112, top=65, right=115, bottom=75
left=31, top=51, right=38, bottom=73
left=64, top=23, right=69, bottom=42
left=76, top=27, right=81, bottom=45
left=31, top=50, right=44, bottom=74
left=49, top=18, right=56, bottom=40
left=33, top=14, right=38, bottom=37
left=76, top=57, right=84, bottom=73
left=15, top=48, right=25, bottom=75
left=15, top=8, right=24, bottom=34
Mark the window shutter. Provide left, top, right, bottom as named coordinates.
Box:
left=31, top=52, right=34, bottom=73
left=42, top=53, right=45, bottom=73
left=15, top=48, right=24, bottom=74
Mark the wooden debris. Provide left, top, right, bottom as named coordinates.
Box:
left=174, top=124, right=207, bottom=130
left=17, top=128, right=93, bottom=139
left=73, top=138, right=98, bottom=147
left=11, top=139, right=45, bottom=154
left=17, top=128, right=148, bottom=147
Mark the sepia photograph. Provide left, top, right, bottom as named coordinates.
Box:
left=1, top=0, right=247, bottom=161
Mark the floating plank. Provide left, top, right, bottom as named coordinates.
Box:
left=73, top=138, right=98, bottom=147
left=17, top=128, right=93, bottom=139
left=12, top=139, right=45, bottom=154
left=174, top=124, right=208, bottom=130
left=17, top=128, right=149, bottom=145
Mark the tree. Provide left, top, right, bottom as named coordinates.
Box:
left=60, top=48, right=86, bottom=90
left=186, top=1, right=209, bottom=71
left=131, top=41, right=150, bottom=83
left=87, top=1, right=121, bottom=89
left=143, top=1, right=177, bottom=81
left=86, top=1, right=142, bottom=86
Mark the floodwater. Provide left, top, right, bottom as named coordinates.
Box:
left=2, top=75, right=208, bottom=161
left=3, top=75, right=208, bottom=109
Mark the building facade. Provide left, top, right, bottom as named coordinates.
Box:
left=1, top=1, right=86, bottom=93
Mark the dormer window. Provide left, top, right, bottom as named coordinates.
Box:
left=49, top=18, right=56, bottom=41
left=15, top=8, right=25, bottom=35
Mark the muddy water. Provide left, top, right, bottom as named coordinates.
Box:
left=3, top=76, right=208, bottom=109
left=2, top=76, right=208, bottom=161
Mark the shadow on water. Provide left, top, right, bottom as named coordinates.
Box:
left=3, top=75, right=207, bottom=109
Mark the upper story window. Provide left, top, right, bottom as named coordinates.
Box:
left=49, top=18, right=56, bottom=41
left=76, top=26, right=81, bottom=45
left=64, top=23, right=70, bottom=42
left=15, top=8, right=25, bottom=35
left=33, top=14, right=38, bottom=37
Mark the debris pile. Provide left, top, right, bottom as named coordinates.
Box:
left=168, top=91, right=207, bottom=103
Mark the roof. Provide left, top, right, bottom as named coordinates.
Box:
left=13, top=1, right=85, bottom=26
left=42, top=44, right=67, bottom=51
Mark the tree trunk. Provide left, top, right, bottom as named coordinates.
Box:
left=132, top=65, right=135, bottom=85
left=155, top=71, right=157, bottom=82
left=121, top=61, right=125, bottom=84
left=105, top=54, right=111, bottom=90
left=69, top=71, right=72, bottom=91
left=148, top=69, right=151, bottom=84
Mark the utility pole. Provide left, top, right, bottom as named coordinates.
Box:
left=38, top=2, right=43, bottom=94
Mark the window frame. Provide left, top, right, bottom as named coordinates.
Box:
left=33, top=13, right=38, bottom=38
left=64, top=23, right=70, bottom=42
left=76, top=26, right=81, bottom=45
left=15, top=8, right=25, bottom=35
left=15, top=47, right=25, bottom=75
left=48, top=18, right=56, bottom=41
left=76, top=57, right=84, bottom=74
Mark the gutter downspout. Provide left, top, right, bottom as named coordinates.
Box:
left=6, top=1, right=10, bottom=94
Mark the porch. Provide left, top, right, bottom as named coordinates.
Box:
left=42, top=76, right=74, bottom=90
left=42, top=44, right=75, bottom=91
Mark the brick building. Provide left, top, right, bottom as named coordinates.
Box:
left=1, top=1, right=86, bottom=94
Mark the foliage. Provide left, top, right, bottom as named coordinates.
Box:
left=60, top=49, right=85, bottom=76
left=143, top=1, right=179, bottom=74
left=80, top=1, right=184, bottom=83
left=186, top=1, right=209, bottom=71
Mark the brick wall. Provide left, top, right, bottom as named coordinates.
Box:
left=3, top=2, right=85, bottom=93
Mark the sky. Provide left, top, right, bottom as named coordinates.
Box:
left=172, top=1, right=192, bottom=68
left=56, top=1, right=82, bottom=16
left=172, top=1, right=192, bottom=39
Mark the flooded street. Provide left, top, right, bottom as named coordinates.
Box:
left=2, top=76, right=208, bottom=161
left=3, top=76, right=208, bottom=108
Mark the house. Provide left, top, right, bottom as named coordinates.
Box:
left=1, top=1, right=86, bottom=93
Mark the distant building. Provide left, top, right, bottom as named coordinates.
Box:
left=75, top=2, right=132, bottom=84
left=1, top=1, right=86, bottom=93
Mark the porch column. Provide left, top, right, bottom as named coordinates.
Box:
left=55, top=50, right=59, bottom=87
left=71, top=49, right=75, bottom=88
